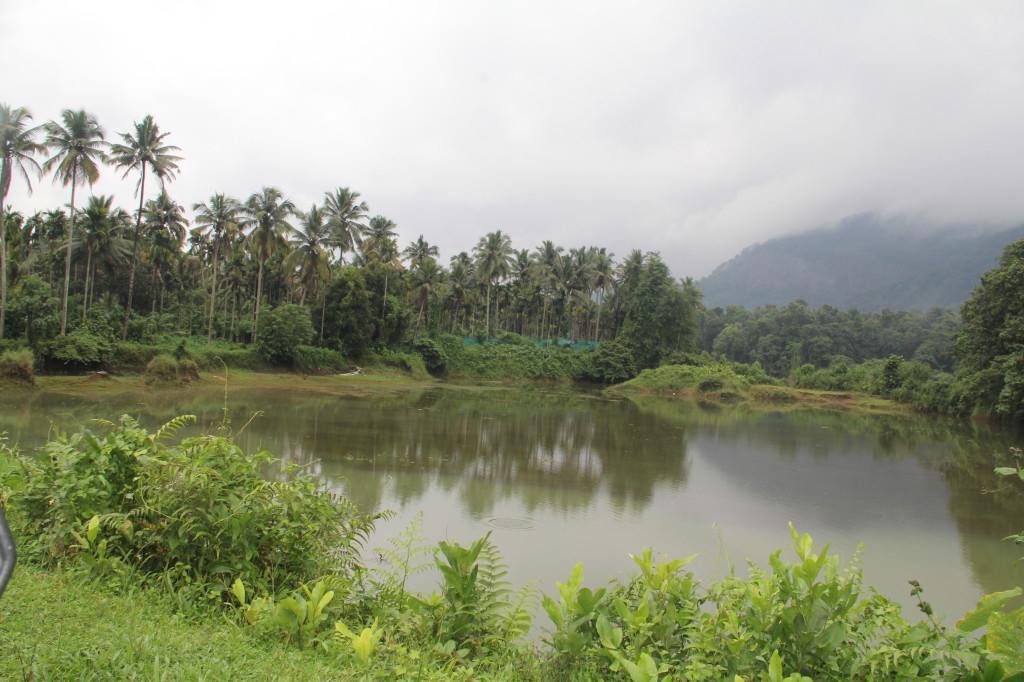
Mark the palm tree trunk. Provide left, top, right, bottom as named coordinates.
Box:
left=485, top=282, right=492, bottom=339
left=380, top=269, right=389, bottom=322
left=82, top=251, right=93, bottom=322
left=60, top=174, right=78, bottom=335
left=207, top=238, right=220, bottom=345
left=253, top=258, right=265, bottom=343
left=223, top=283, right=231, bottom=338
left=0, top=199, right=7, bottom=339
left=150, top=269, right=159, bottom=314
left=121, top=165, right=147, bottom=341
left=319, top=294, right=327, bottom=342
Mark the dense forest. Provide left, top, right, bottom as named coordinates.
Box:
left=3, top=103, right=1024, bottom=422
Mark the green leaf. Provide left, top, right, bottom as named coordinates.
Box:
left=597, top=613, right=623, bottom=649
left=542, top=594, right=563, bottom=628
left=994, top=467, right=1018, bottom=476
left=984, top=610, right=1024, bottom=668
left=958, top=588, right=1023, bottom=632
left=768, top=650, right=784, bottom=682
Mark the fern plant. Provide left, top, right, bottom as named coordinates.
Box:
left=3, top=415, right=383, bottom=599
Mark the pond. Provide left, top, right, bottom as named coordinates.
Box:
left=1, top=381, right=1022, bottom=622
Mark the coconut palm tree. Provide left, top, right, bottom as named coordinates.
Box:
left=592, top=248, right=615, bottom=344
left=531, top=240, right=563, bottom=338
left=360, top=215, right=403, bottom=322
left=192, top=193, right=242, bottom=343
left=108, top=115, right=182, bottom=339
left=244, top=187, right=295, bottom=341
left=42, top=109, right=106, bottom=335
left=287, top=204, right=333, bottom=306
left=408, top=258, right=445, bottom=329
left=0, top=103, right=44, bottom=339
left=142, top=191, right=187, bottom=315
left=473, top=230, right=515, bottom=339
left=323, top=187, right=368, bottom=265
left=74, top=195, right=130, bottom=317
left=447, top=253, right=474, bottom=332
left=403, top=235, right=439, bottom=270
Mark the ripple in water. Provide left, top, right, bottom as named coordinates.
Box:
left=484, top=517, right=536, bottom=531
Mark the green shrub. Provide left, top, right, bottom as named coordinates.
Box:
left=612, top=363, right=753, bottom=395
left=256, top=305, right=314, bottom=365
left=370, top=349, right=429, bottom=378
left=292, top=345, right=346, bottom=374
left=41, top=330, right=112, bottom=370
left=177, top=358, right=200, bottom=382
left=107, top=341, right=156, bottom=373
left=585, top=339, right=638, bottom=384
left=1, top=416, right=382, bottom=596
left=446, top=343, right=589, bottom=381
left=145, top=354, right=180, bottom=384
left=412, top=337, right=446, bottom=375
left=0, top=348, right=35, bottom=385
left=541, top=527, right=992, bottom=680
left=188, top=345, right=265, bottom=371
left=495, top=331, right=534, bottom=346
left=698, top=376, right=724, bottom=392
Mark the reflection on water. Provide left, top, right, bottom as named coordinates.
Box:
left=1, top=384, right=1021, bottom=619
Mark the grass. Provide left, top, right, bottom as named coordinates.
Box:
left=0, top=564, right=346, bottom=681
left=11, top=362, right=911, bottom=418
left=0, top=562, right=543, bottom=681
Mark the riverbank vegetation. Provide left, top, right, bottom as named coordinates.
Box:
left=2, top=419, right=1023, bottom=680
left=3, top=100, right=1024, bottom=422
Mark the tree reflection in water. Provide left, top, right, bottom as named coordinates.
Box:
left=1, top=384, right=1021, bottom=619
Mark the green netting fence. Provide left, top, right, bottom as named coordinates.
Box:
left=461, top=337, right=598, bottom=352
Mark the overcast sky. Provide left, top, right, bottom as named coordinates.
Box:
left=4, top=0, right=1024, bottom=278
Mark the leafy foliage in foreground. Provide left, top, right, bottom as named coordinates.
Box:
left=0, top=416, right=381, bottom=597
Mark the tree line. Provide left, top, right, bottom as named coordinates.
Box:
left=0, top=103, right=697, bottom=367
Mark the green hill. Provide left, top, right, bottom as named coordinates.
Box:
left=699, top=214, right=1024, bottom=311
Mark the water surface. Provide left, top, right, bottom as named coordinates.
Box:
left=2, top=382, right=1021, bottom=621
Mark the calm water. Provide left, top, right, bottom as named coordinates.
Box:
left=1, top=382, right=1022, bottom=620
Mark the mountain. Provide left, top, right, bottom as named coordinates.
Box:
left=698, top=214, right=1024, bottom=312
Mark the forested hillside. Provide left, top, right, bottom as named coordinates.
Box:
left=699, top=214, right=1024, bottom=311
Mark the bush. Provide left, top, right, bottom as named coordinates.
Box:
left=495, top=331, right=534, bottom=346
left=1, top=416, right=382, bottom=596
left=40, top=330, right=112, bottom=370
left=540, top=527, right=996, bottom=680
left=177, top=358, right=200, bottom=382
left=698, top=376, right=724, bottom=392
left=144, top=354, right=198, bottom=384
left=145, top=354, right=180, bottom=384
left=370, top=349, right=429, bottom=378
left=412, top=337, right=446, bottom=375
left=447, top=342, right=589, bottom=381
left=585, top=339, right=638, bottom=384
left=292, top=345, right=346, bottom=374
left=256, top=305, right=314, bottom=365
left=610, top=363, right=755, bottom=396
left=0, top=348, right=35, bottom=386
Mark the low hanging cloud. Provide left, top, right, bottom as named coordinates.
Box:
left=4, top=0, right=1024, bottom=278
